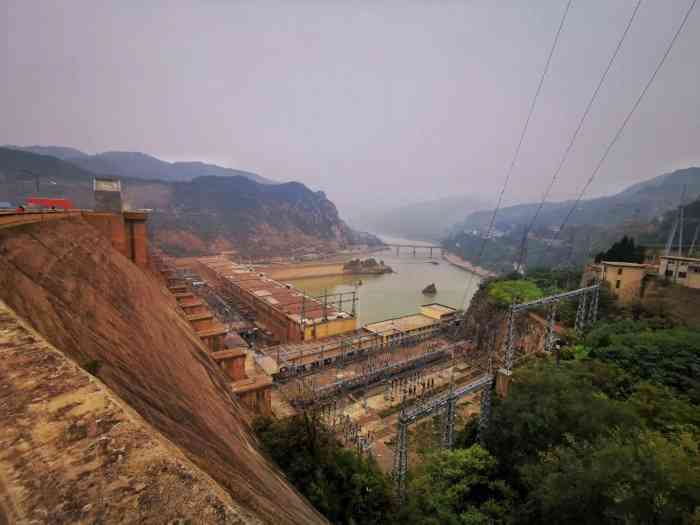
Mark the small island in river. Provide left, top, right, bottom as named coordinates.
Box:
left=343, top=258, right=393, bottom=275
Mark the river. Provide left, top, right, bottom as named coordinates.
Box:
left=288, top=235, right=481, bottom=325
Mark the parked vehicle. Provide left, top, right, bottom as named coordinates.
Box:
left=25, top=197, right=74, bottom=210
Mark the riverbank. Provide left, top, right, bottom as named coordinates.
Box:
left=443, top=252, right=498, bottom=279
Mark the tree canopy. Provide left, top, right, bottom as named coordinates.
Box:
left=487, top=279, right=543, bottom=307
left=253, top=413, right=395, bottom=524
left=594, top=235, right=645, bottom=264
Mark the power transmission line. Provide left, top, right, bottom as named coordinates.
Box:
left=458, top=0, right=574, bottom=308
left=537, top=0, right=697, bottom=266
left=515, top=0, right=643, bottom=270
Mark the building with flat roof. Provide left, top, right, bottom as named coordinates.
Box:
left=364, top=306, right=455, bottom=346
left=660, top=255, right=700, bottom=289
left=197, top=256, right=357, bottom=344
left=420, top=303, right=457, bottom=321
left=583, top=261, right=650, bottom=304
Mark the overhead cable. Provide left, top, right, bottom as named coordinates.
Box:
left=538, top=0, right=697, bottom=264
left=458, top=0, right=574, bottom=309
left=515, top=0, right=643, bottom=269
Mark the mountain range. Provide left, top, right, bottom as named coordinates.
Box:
left=4, top=145, right=275, bottom=185
left=456, top=167, right=700, bottom=235
left=446, top=167, right=700, bottom=273
left=0, top=146, right=378, bottom=256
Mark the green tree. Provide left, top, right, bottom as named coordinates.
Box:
left=521, top=431, right=700, bottom=524
left=401, top=446, right=514, bottom=525
left=488, top=279, right=543, bottom=307
left=479, top=360, right=641, bottom=485
left=628, top=382, right=700, bottom=435
left=594, top=235, right=645, bottom=264
left=253, top=413, right=395, bottom=524
left=588, top=327, right=700, bottom=403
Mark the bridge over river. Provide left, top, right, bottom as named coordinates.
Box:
left=382, top=243, right=443, bottom=257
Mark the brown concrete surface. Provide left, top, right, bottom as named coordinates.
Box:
left=0, top=299, right=258, bottom=524
left=0, top=217, right=327, bottom=525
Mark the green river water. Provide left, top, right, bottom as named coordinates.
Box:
left=288, top=236, right=481, bottom=326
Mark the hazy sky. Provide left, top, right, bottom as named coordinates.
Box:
left=2, top=1, right=699, bottom=216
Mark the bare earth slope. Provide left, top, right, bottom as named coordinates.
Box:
left=0, top=218, right=325, bottom=525
left=0, top=299, right=256, bottom=524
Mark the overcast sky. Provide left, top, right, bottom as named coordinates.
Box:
left=2, top=1, right=699, bottom=216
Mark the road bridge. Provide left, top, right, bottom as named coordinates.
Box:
left=382, top=243, right=444, bottom=257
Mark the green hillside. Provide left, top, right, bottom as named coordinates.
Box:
left=458, top=167, right=700, bottom=233
left=446, top=167, right=700, bottom=273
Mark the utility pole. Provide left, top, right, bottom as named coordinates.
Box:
left=689, top=223, right=700, bottom=257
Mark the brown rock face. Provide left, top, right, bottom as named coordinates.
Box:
left=0, top=299, right=258, bottom=524
left=0, top=218, right=326, bottom=525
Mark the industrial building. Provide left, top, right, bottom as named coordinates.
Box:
left=152, top=251, right=274, bottom=416
left=266, top=303, right=457, bottom=376
left=197, top=256, right=357, bottom=344
left=660, top=255, right=700, bottom=289
left=364, top=303, right=457, bottom=345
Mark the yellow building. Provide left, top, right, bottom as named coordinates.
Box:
left=660, top=255, right=700, bottom=289
left=599, top=261, right=649, bottom=304
left=420, top=303, right=458, bottom=322
left=364, top=304, right=456, bottom=345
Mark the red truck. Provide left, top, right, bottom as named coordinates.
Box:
left=25, top=197, right=74, bottom=210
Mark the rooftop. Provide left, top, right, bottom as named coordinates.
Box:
left=186, top=312, right=214, bottom=322
left=231, top=375, right=273, bottom=394
left=660, top=254, right=700, bottom=263
left=420, top=303, right=457, bottom=316
left=601, top=260, right=648, bottom=268
left=199, top=256, right=349, bottom=325
left=210, top=348, right=247, bottom=361
left=365, top=313, right=437, bottom=335
left=195, top=325, right=228, bottom=338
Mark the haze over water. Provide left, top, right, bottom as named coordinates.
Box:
left=289, top=235, right=481, bottom=325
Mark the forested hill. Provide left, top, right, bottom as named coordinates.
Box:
left=4, top=144, right=275, bottom=185
left=457, top=167, right=700, bottom=233
left=0, top=147, right=377, bottom=256
left=445, top=167, right=700, bottom=274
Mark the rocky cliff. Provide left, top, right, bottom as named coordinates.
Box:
left=0, top=217, right=326, bottom=524
left=0, top=146, right=378, bottom=257
left=146, top=176, right=358, bottom=256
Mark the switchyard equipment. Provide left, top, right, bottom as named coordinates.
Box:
left=392, top=373, right=495, bottom=503
left=392, top=283, right=600, bottom=502
left=288, top=342, right=466, bottom=408
left=503, top=283, right=599, bottom=370
left=273, top=316, right=459, bottom=380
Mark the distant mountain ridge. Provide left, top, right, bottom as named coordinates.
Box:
left=446, top=167, right=700, bottom=274
left=4, top=145, right=275, bottom=185
left=457, top=167, right=700, bottom=234
left=3, top=145, right=90, bottom=160
left=0, top=146, right=375, bottom=256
